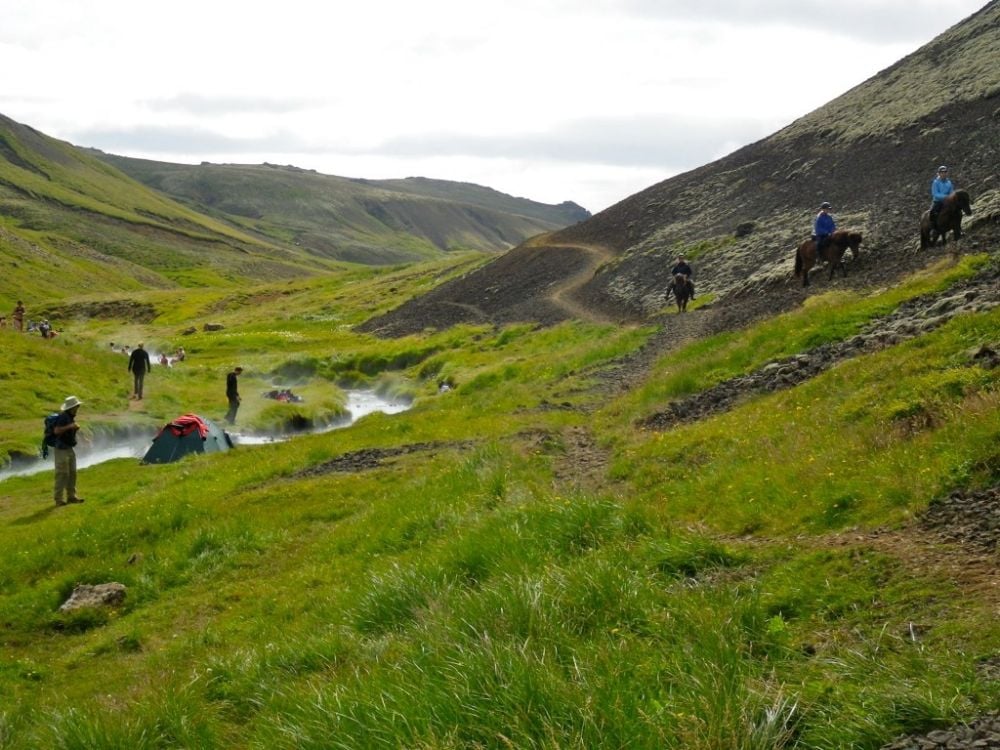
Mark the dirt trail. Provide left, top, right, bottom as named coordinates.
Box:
left=543, top=242, right=618, bottom=323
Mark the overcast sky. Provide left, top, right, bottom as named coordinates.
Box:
left=1, top=0, right=988, bottom=213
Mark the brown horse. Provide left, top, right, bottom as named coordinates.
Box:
left=794, top=230, right=863, bottom=287
left=920, top=190, right=972, bottom=250
left=666, top=273, right=693, bottom=312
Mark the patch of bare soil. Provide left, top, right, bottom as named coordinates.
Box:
left=40, top=299, right=158, bottom=323
left=880, top=714, right=1000, bottom=750
left=293, top=441, right=473, bottom=477
left=920, top=485, right=1000, bottom=552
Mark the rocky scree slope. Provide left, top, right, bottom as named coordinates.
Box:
left=360, top=2, right=1000, bottom=337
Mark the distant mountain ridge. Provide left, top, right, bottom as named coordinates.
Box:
left=360, top=1, right=1000, bottom=336
left=0, top=114, right=589, bottom=305
left=90, top=153, right=590, bottom=265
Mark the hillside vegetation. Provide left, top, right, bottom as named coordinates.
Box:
left=1, top=4, right=998, bottom=748
left=0, top=247, right=997, bottom=748
left=91, top=154, right=590, bottom=265
left=0, top=115, right=339, bottom=299
left=0, top=114, right=586, bottom=308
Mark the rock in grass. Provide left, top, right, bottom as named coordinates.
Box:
left=59, top=583, right=127, bottom=612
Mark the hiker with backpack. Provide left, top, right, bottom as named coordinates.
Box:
left=48, top=396, right=85, bottom=507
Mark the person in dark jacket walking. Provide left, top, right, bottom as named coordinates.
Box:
left=52, top=396, right=85, bottom=506
left=225, top=367, right=243, bottom=425
left=128, top=343, right=151, bottom=399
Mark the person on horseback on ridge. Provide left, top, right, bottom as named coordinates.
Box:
left=813, top=202, right=836, bottom=255
left=929, top=165, right=953, bottom=231
left=671, top=255, right=695, bottom=299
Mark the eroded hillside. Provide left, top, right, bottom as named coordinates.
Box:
left=361, top=1, right=1000, bottom=337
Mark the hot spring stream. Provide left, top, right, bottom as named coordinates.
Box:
left=0, top=390, right=411, bottom=483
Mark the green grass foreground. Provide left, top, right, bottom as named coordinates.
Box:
left=0, top=253, right=998, bottom=748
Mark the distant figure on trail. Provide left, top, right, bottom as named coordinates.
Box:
left=51, top=396, right=85, bottom=507
left=175, top=347, right=186, bottom=362
left=128, top=343, right=151, bottom=400
left=12, top=301, right=25, bottom=332
left=225, top=367, right=243, bottom=425
left=0, top=316, right=6, bottom=329
left=929, top=165, right=954, bottom=231
left=670, top=255, right=695, bottom=300
left=813, top=202, right=836, bottom=255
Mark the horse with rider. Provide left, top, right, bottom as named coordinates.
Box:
left=667, top=255, right=695, bottom=312
left=794, top=201, right=863, bottom=287
left=920, top=165, right=972, bottom=250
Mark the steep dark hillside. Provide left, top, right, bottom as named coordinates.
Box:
left=0, top=115, right=338, bottom=302
left=361, top=1, right=1000, bottom=337
left=91, top=156, right=590, bottom=265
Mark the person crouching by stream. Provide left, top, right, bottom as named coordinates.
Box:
left=52, top=396, right=85, bottom=507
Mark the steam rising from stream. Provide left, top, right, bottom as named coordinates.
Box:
left=0, top=391, right=410, bottom=482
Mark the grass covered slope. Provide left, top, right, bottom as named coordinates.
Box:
left=0, top=251, right=490, bottom=462
left=91, top=155, right=590, bottom=265
left=0, top=248, right=997, bottom=748
left=0, top=114, right=343, bottom=303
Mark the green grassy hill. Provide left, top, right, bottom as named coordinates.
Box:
left=0, top=6, right=998, bottom=746
left=0, top=115, right=342, bottom=302
left=90, top=154, right=590, bottom=265
left=0, top=247, right=997, bottom=748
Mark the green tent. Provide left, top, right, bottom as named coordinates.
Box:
left=142, top=414, right=233, bottom=464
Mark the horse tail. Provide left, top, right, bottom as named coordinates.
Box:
left=794, top=247, right=802, bottom=277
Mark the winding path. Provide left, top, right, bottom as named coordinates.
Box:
left=540, top=242, right=617, bottom=323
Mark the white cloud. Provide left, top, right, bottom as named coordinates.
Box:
left=0, top=0, right=989, bottom=211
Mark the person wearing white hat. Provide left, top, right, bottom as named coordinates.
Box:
left=813, top=201, right=836, bottom=256
left=52, top=396, right=85, bottom=506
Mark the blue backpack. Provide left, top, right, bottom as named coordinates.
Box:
left=41, top=413, right=60, bottom=458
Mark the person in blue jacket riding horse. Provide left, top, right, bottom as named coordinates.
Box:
left=929, top=165, right=954, bottom=231
left=813, top=201, right=836, bottom=255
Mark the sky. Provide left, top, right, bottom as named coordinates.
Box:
left=0, top=0, right=989, bottom=213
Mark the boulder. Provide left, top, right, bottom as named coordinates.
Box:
left=59, top=583, right=127, bottom=612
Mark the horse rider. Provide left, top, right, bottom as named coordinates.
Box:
left=929, top=165, right=953, bottom=231
left=670, top=255, right=695, bottom=299
left=813, top=201, right=836, bottom=255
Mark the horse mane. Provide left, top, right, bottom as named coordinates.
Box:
left=943, top=190, right=972, bottom=215
left=830, top=229, right=861, bottom=245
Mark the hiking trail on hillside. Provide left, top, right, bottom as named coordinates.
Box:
left=544, top=242, right=618, bottom=323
